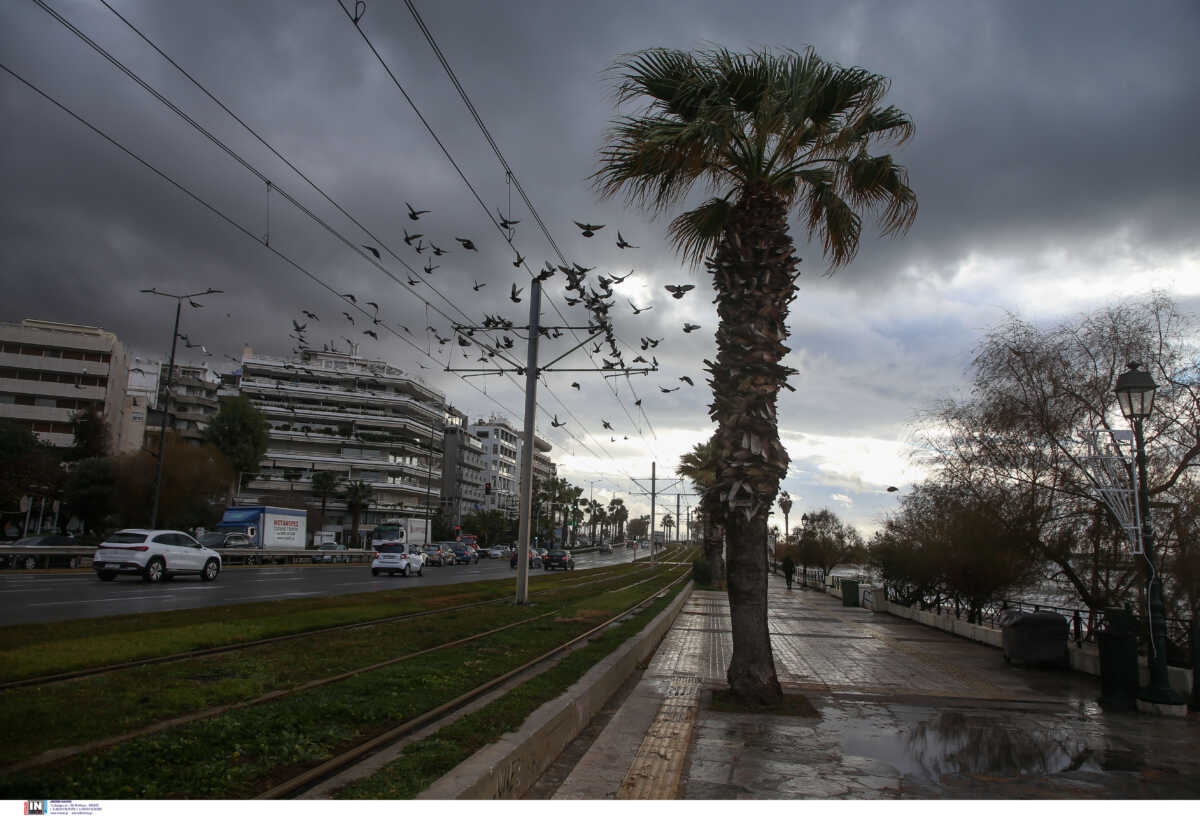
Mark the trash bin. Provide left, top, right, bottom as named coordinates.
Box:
left=1097, top=606, right=1139, bottom=711
left=1001, top=610, right=1069, bottom=667
left=841, top=579, right=860, bottom=607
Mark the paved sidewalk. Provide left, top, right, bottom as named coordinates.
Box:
left=552, top=575, right=1200, bottom=799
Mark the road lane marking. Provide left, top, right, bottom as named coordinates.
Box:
left=30, top=594, right=177, bottom=606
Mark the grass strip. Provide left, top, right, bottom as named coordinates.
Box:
left=335, top=576, right=687, bottom=798
left=1, top=566, right=675, bottom=767
left=0, top=569, right=685, bottom=799
left=0, top=561, right=646, bottom=682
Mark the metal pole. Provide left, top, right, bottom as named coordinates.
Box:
left=675, top=492, right=681, bottom=548
left=649, top=461, right=656, bottom=565
left=515, top=279, right=541, bottom=604
left=36, top=496, right=45, bottom=534
left=1133, top=416, right=1184, bottom=706
left=150, top=299, right=182, bottom=529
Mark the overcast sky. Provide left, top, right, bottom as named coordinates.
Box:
left=3, top=0, right=1199, bottom=534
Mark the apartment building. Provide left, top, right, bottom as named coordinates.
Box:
left=469, top=415, right=520, bottom=518
left=440, top=406, right=486, bottom=527
left=235, top=347, right=444, bottom=545
left=520, top=431, right=557, bottom=487
left=116, top=358, right=222, bottom=453
left=0, top=319, right=129, bottom=451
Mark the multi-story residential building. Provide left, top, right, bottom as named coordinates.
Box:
left=147, top=362, right=221, bottom=446
left=440, top=406, right=485, bottom=528
left=469, top=415, right=520, bottom=518
left=0, top=319, right=130, bottom=451
left=520, top=431, right=557, bottom=487
left=234, top=347, right=444, bottom=546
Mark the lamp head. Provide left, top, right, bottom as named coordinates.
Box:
left=1115, top=361, right=1157, bottom=420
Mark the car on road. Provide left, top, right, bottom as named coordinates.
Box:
left=92, top=529, right=221, bottom=583
left=198, top=531, right=260, bottom=564
left=311, top=543, right=349, bottom=563
left=598, top=541, right=613, bottom=554
left=451, top=543, right=478, bottom=564
left=423, top=542, right=452, bottom=566
left=406, top=543, right=428, bottom=565
left=544, top=549, right=574, bottom=571
left=535, top=547, right=549, bottom=566
left=510, top=547, right=542, bottom=569
left=1, top=535, right=93, bottom=569
left=371, top=543, right=423, bottom=576
left=486, top=545, right=505, bottom=559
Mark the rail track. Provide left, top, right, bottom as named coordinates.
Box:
left=1, top=554, right=683, bottom=692
left=4, top=563, right=689, bottom=778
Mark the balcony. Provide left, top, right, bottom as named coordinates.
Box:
left=0, top=351, right=111, bottom=377
left=254, top=401, right=436, bottom=436
left=239, top=373, right=441, bottom=419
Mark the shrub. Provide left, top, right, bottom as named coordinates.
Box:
left=691, top=557, right=713, bottom=586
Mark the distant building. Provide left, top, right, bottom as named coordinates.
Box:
left=469, top=415, right=520, bottom=518
left=440, top=406, right=485, bottom=528
left=234, top=346, right=444, bottom=546
left=120, top=358, right=222, bottom=453
left=0, top=319, right=129, bottom=451
left=519, top=430, right=557, bottom=486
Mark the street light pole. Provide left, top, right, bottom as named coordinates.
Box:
left=141, top=287, right=221, bottom=529
left=1115, top=361, right=1185, bottom=708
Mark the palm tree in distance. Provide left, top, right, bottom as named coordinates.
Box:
left=596, top=47, right=917, bottom=703
left=341, top=480, right=374, bottom=549
left=311, top=471, right=341, bottom=544
left=678, top=438, right=722, bottom=583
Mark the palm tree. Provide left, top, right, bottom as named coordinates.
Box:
left=678, top=438, right=724, bottom=583
left=311, top=470, right=341, bottom=542
left=596, top=47, right=917, bottom=704
left=608, top=497, right=628, bottom=541
left=341, top=480, right=374, bottom=549
left=778, top=491, right=792, bottom=571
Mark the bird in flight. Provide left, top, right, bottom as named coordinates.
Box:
left=362, top=244, right=381, bottom=260
left=535, top=264, right=554, bottom=282
left=615, top=231, right=638, bottom=249
left=407, top=275, right=420, bottom=286
left=424, top=260, right=439, bottom=275
left=430, top=242, right=447, bottom=256
left=659, top=386, right=679, bottom=393
left=188, top=299, right=204, bottom=309
left=513, top=252, right=525, bottom=268
left=301, top=310, right=319, bottom=321
left=473, top=280, right=487, bottom=291
left=551, top=415, right=564, bottom=428
left=342, top=312, right=355, bottom=325
left=342, top=293, right=357, bottom=304
left=292, top=320, right=307, bottom=333
left=366, top=301, right=379, bottom=312
left=682, top=323, right=701, bottom=333
left=640, top=337, right=662, bottom=350
left=628, top=300, right=652, bottom=315
left=574, top=221, right=604, bottom=237
left=887, top=486, right=900, bottom=493
left=403, top=230, right=422, bottom=246
left=601, top=420, right=613, bottom=430
left=665, top=284, right=695, bottom=299
left=497, top=209, right=520, bottom=229
left=610, top=270, right=633, bottom=283
left=363, top=329, right=379, bottom=340
left=455, top=237, right=478, bottom=251
left=679, top=376, right=694, bottom=386
left=634, top=398, right=642, bottom=407
left=406, top=202, right=429, bottom=220
left=632, top=355, right=648, bottom=364
left=510, top=283, right=523, bottom=303
left=570, top=382, right=581, bottom=390
left=413, top=240, right=426, bottom=254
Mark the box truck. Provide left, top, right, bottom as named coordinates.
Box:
left=372, top=517, right=429, bottom=547
left=216, top=506, right=308, bottom=551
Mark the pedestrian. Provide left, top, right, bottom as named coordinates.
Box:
left=782, top=554, right=795, bottom=590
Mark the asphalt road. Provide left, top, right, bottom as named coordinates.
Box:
left=0, top=547, right=658, bottom=626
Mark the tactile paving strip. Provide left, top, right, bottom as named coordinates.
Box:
left=616, top=675, right=702, bottom=799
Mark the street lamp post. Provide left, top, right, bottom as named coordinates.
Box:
left=1114, top=361, right=1185, bottom=708
left=141, top=286, right=222, bottom=529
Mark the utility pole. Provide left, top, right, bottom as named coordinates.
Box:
left=675, top=492, right=681, bottom=547
left=649, top=462, right=656, bottom=564
left=514, top=280, right=541, bottom=604
left=141, top=286, right=221, bottom=529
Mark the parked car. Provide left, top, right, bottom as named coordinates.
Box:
left=451, top=543, right=478, bottom=564
left=197, top=531, right=260, bottom=564
left=486, top=545, right=505, bottom=559
left=423, top=543, right=452, bottom=566
left=311, top=543, right=349, bottom=563
left=371, top=543, right=423, bottom=577
left=544, top=549, right=575, bottom=571
left=92, top=529, right=221, bottom=583
left=0, top=535, right=93, bottom=569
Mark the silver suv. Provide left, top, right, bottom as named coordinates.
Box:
left=92, top=529, right=222, bottom=583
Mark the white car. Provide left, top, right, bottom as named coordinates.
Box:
left=406, top=543, right=428, bottom=566
left=93, top=529, right=222, bottom=583
left=486, top=546, right=505, bottom=559
left=371, top=543, right=423, bottom=576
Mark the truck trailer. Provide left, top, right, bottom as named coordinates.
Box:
left=216, top=506, right=308, bottom=551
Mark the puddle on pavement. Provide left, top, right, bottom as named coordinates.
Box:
left=840, top=708, right=1137, bottom=782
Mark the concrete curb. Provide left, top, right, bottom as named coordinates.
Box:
left=419, top=580, right=694, bottom=800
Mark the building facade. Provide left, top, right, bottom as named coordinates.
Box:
left=234, top=347, right=444, bottom=545
left=0, top=319, right=129, bottom=451
left=440, top=406, right=485, bottom=527
left=469, top=415, right=520, bottom=518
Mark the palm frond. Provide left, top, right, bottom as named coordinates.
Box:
left=669, top=197, right=732, bottom=267
left=805, top=183, right=862, bottom=268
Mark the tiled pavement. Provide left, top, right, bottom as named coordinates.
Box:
left=552, top=576, right=1200, bottom=799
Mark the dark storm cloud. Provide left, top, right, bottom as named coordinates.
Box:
left=2, top=0, right=1198, bottom=512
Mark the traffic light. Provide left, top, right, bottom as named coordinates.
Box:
left=485, top=482, right=492, bottom=495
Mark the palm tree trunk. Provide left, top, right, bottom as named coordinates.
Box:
left=706, top=183, right=797, bottom=705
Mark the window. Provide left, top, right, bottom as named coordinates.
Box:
left=13, top=395, right=33, bottom=406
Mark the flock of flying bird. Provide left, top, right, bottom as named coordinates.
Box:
left=268, top=203, right=704, bottom=447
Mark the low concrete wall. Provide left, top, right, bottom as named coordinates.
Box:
left=877, top=593, right=1193, bottom=699
left=420, top=581, right=694, bottom=800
